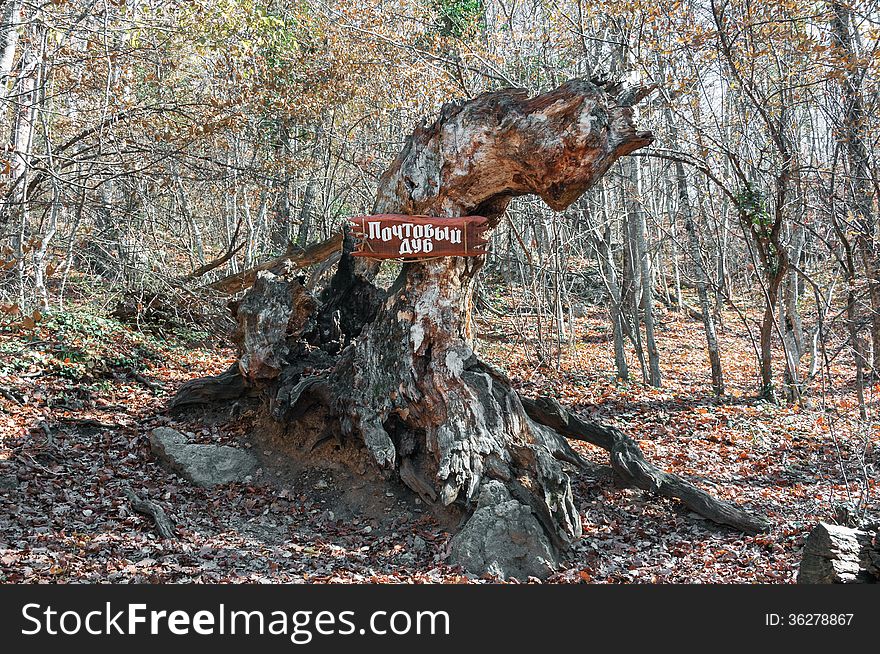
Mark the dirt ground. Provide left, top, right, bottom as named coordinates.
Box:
left=1, top=304, right=876, bottom=583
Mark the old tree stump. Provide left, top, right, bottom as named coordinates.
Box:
left=797, top=522, right=879, bottom=584
left=173, top=80, right=770, bottom=579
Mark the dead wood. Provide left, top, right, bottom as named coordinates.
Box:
left=797, top=522, right=879, bottom=583
left=519, top=394, right=771, bottom=534
left=169, top=363, right=251, bottom=409
left=172, top=79, right=678, bottom=577
left=207, top=232, right=344, bottom=295
left=184, top=241, right=246, bottom=280
left=123, top=484, right=176, bottom=539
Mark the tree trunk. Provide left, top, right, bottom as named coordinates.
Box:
left=273, top=119, right=293, bottom=249
left=781, top=210, right=806, bottom=404
left=296, top=178, right=319, bottom=247
left=831, top=200, right=868, bottom=420
left=174, top=80, right=768, bottom=579
left=667, top=181, right=683, bottom=312
left=680, top=162, right=725, bottom=396
left=663, top=100, right=725, bottom=396
left=797, top=522, right=879, bottom=584
left=623, top=157, right=660, bottom=386
left=597, top=223, right=629, bottom=382
left=6, top=27, right=36, bottom=306
left=759, top=274, right=783, bottom=400
left=325, top=81, right=651, bottom=555
left=621, top=178, right=648, bottom=383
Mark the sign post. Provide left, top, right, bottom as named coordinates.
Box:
left=348, top=214, right=489, bottom=259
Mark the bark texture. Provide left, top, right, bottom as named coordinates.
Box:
left=320, top=81, right=653, bottom=556
left=797, top=522, right=879, bottom=584
left=174, top=80, right=768, bottom=578
left=207, top=232, right=344, bottom=295
left=233, top=269, right=317, bottom=382
left=519, top=395, right=770, bottom=534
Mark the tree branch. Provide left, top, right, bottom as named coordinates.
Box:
left=521, top=395, right=772, bottom=534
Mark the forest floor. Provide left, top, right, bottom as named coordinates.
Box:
left=0, top=301, right=876, bottom=583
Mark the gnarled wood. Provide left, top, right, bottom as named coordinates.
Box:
left=317, top=80, right=653, bottom=552
left=169, top=363, right=250, bottom=409
left=797, top=522, right=879, bottom=583
left=207, top=231, right=343, bottom=295
left=519, top=394, right=770, bottom=534
left=172, top=80, right=772, bottom=578
left=123, top=484, right=176, bottom=539
left=232, top=269, right=317, bottom=381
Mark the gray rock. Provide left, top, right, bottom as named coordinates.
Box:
left=149, top=427, right=258, bottom=488
left=412, top=535, right=427, bottom=552
left=0, top=474, right=18, bottom=491
left=449, top=480, right=558, bottom=581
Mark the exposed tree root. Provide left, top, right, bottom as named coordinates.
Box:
left=123, top=484, right=176, bottom=539
left=165, top=80, right=773, bottom=578
left=169, top=364, right=251, bottom=409
left=519, top=394, right=771, bottom=534
left=175, top=351, right=769, bottom=540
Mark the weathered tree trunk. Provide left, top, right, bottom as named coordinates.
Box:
left=321, top=81, right=653, bottom=556
left=174, top=80, right=768, bottom=578
left=797, top=523, right=879, bottom=584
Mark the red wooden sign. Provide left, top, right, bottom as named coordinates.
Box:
left=348, top=214, right=489, bottom=259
